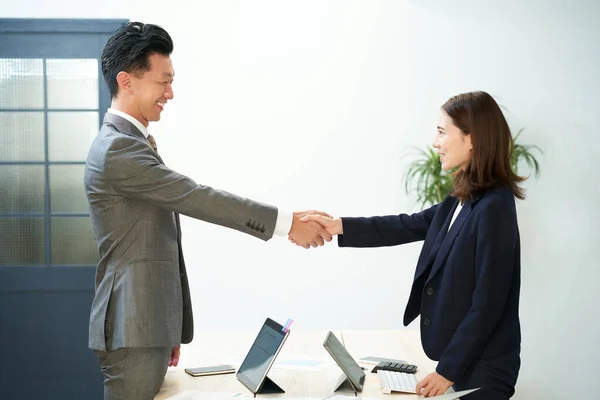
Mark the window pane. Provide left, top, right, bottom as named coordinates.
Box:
left=48, top=111, right=98, bottom=161
left=46, top=59, right=99, bottom=109
left=50, top=165, right=88, bottom=213
left=0, top=58, right=44, bottom=109
left=0, top=165, right=45, bottom=213
left=0, top=218, right=45, bottom=266
left=0, top=112, right=45, bottom=161
left=51, top=217, right=98, bottom=265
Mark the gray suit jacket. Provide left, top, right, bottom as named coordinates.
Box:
left=85, top=113, right=278, bottom=351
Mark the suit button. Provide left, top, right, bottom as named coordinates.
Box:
left=426, top=288, right=434, bottom=295
left=423, top=318, right=430, bottom=326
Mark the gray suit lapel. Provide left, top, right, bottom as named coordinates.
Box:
left=152, top=147, right=165, bottom=164
left=103, top=113, right=145, bottom=139
left=102, top=113, right=164, bottom=163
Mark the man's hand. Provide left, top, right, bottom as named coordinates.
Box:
left=288, top=210, right=333, bottom=249
left=415, top=371, right=453, bottom=397
left=169, top=345, right=180, bottom=367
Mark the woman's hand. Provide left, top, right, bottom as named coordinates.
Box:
left=415, top=371, right=453, bottom=397
left=299, top=214, right=343, bottom=236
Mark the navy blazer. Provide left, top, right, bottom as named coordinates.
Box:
left=338, top=185, right=521, bottom=383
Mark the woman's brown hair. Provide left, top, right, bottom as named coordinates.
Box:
left=442, top=91, right=526, bottom=202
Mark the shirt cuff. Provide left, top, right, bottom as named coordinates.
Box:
left=273, top=209, right=293, bottom=237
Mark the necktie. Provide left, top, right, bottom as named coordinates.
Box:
left=147, top=134, right=158, bottom=151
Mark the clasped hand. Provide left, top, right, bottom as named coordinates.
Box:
left=288, top=210, right=342, bottom=249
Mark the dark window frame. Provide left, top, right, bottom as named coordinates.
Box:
left=0, top=18, right=127, bottom=267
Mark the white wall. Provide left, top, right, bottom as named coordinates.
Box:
left=4, top=1, right=599, bottom=398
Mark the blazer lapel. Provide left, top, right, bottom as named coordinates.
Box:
left=412, top=197, right=456, bottom=281
left=425, top=199, right=473, bottom=285
left=152, top=148, right=165, bottom=165
left=103, top=113, right=165, bottom=164
left=427, top=204, right=455, bottom=266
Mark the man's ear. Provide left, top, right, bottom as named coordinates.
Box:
left=116, top=71, right=134, bottom=95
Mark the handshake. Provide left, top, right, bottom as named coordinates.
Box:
left=287, top=210, right=344, bottom=249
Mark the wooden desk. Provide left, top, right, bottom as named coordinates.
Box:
left=155, top=330, right=436, bottom=400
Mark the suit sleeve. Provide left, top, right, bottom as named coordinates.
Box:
left=337, top=204, right=439, bottom=248
left=104, top=135, right=278, bottom=241
left=435, top=200, right=518, bottom=382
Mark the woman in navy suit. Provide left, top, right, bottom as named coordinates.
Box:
left=301, top=91, right=523, bottom=399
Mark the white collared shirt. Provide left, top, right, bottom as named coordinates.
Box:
left=104, top=108, right=292, bottom=236
left=448, top=201, right=463, bottom=231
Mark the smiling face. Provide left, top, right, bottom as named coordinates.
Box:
left=433, top=109, right=473, bottom=171
left=116, top=52, right=174, bottom=126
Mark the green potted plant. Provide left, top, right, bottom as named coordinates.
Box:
left=403, top=127, right=542, bottom=209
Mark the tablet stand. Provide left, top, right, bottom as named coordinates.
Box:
left=254, top=376, right=285, bottom=397
left=333, top=374, right=358, bottom=396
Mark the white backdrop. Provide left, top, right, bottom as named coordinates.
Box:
left=4, top=1, right=600, bottom=398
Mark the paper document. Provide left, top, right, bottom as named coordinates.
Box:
left=326, top=387, right=479, bottom=400
left=424, top=388, right=480, bottom=399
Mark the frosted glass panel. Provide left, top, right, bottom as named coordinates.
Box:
left=0, top=58, right=44, bottom=109
left=0, top=165, right=45, bottom=213
left=48, top=112, right=98, bottom=161
left=0, top=218, right=45, bottom=266
left=46, top=59, right=99, bottom=109
left=0, top=112, right=45, bottom=161
left=50, top=165, right=88, bottom=213
left=51, top=217, right=99, bottom=265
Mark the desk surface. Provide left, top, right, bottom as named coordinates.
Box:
left=155, top=329, right=437, bottom=400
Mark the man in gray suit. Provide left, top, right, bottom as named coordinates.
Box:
left=85, top=22, right=331, bottom=400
